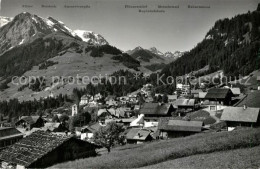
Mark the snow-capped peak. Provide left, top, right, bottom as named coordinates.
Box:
left=0, top=12, right=110, bottom=55
left=73, top=29, right=108, bottom=45
left=149, top=47, right=164, bottom=56
left=0, top=16, right=13, bottom=27
left=164, top=51, right=184, bottom=59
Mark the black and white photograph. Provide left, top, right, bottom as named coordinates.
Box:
left=0, top=0, right=260, bottom=168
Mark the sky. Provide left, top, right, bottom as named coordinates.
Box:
left=0, top=0, right=259, bottom=53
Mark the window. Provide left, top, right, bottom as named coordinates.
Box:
left=210, top=106, right=216, bottom=111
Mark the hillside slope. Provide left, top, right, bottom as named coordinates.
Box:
left=51, top=128, right=260, bottom=169
left=161, top=5, right=260, bottom=78
left=142, top=146, right=260, bottom=169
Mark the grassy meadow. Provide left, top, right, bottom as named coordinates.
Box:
left=141, top=145, right=260, bottom=169
left=51, top=128, right=260, bottom=168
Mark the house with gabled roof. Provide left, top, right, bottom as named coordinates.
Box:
left=191, top=89, right=203, bottom=98
left=15, top=116, right=45, bottom=130
left=0, top=130, right=100, bottom=168
left=42, top=122, right=68, bottom=132
left=139, top=103, right=174, bottom=121
left=79, top=94, right=91, bottom=105
left=126, top=128, right=153, bottom=144
left=220, top=106, right=260, bottom=131
left=158, top=118, right=204, bottom=139
left=234, top=91, right=260, bottom=108
left=175, top=99, right=197, bottom=110
left=204, top=88, right=234, bottom=105
left=78, top=122, right=102, bottom=141
left=0, top=127, right=24, bottom=150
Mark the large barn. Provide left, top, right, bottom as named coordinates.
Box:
left=0, top=130, right=100, bottom=168
left=220, top=107, right=260, bottom=131
left=158, top=118, right=204, bottom=138
left=204, top=88, right=234, bottom=105
left=139, top=103, right=175, bottom=121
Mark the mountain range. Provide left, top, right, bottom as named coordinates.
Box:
left=1, top=4, right=259, bottom=101
left=126, top=46, right=183, bottom=63
left=0, top=12, right=180, bottom=101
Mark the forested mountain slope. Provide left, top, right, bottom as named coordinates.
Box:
left=161, top=4, right=260, bottom=78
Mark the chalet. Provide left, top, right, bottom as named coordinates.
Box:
left=115, top=118, right=136, bottom=127
left=79, top=123, right=102, bottom=141
left=107, top=107, right=129, bottom=118
left=204, top=88, right=234, bottom=105
left=175, top=99, right=197, bottom=111
left=0, top=131, right=100, bottom=168
left=42, top=122, right=68, bottom=132
left=139, top=103, right=174, bottom=121
left=158, top=118, right=203, bottom=139
left=191, top=89, right=203, bottom=98
left=202, top=100, right=227, bottom=112
left=79, top=95, right=91, bottom=105
left=234, top=91, right=260, bottom=108
left=220, top=106, right=260, bottom=131
left=126, top=128, right=153, bottom=144
left=0, top=127, right=23, bottom=150
left=176, top=83, right=191, bottom=96
left=15, top=116, right=45, bottom=130
left=88, top=100, right=99, bottom=107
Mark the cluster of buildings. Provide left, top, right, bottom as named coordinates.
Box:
left=0, top=80, right=260, bottom=167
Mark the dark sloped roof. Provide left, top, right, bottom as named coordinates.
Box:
left=158, top=118, right=203, bottom=132
left=0, top=127, right=23, bottom=141
left=16, top=116, right=40, bottom=125
left=176, top=99, right=195, bottom=106
left=0, top=130, right=98, bottom=167
left=42, top=123, right=63, bottom=132
left=139, top=103, right=172, bottom=115
left=221, top=107, right=260, bottom=123
left=126, top=128, right=151, bottom=141
left=191, top=89, right=203, bottom=94
left=234, top=91, right=260, bottom=108
left=83, top=123, right=102, bottom=133
left=0, top=130, right=71, bottom=167
left=205, top=88, right=233, bottom=99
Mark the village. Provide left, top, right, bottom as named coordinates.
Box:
left=0, top=75, right=260, bottom=168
